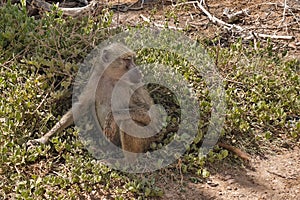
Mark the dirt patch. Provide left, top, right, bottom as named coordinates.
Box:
left=111, top=0, right=300, bottom=58
left=206, top=146, right=300, bottom=199
left=156, top=144, right=300, bottom=199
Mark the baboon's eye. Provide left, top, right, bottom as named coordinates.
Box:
left=123, top=58, right=132, bottom=69
left=124, top=57, right=132, bottom=61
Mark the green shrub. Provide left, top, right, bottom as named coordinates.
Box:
left=0, top=1, right=299, bottom=199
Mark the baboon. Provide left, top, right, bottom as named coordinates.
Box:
left=27, top=43, right=161, bottom=162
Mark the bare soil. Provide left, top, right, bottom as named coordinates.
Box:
left=158, top=144, right=300, bottom=199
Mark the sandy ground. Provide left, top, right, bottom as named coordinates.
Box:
left=156, top=145, right=300, bottom=199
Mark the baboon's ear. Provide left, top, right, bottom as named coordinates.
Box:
left=102, top=49, right=110, bottom=63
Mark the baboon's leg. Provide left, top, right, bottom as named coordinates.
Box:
left=119, top=116, right=160, bottom=162
left=103, top=111, right=121, bottom=146
left=27, top=110, right=73, bottom=145
left=103, top=109, right=154, bottom=162
left=120, top=130, right=146, bottom=162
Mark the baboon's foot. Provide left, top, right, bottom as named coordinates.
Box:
left=26, top=137, right=48, bottom=148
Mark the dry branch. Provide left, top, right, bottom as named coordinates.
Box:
left=218, top=142, right=250, bottom=161
left=196, top=1, right=243, bottom=31
left=32, top=0, right=98, bottom=17
left=246, top=32, right=295, bottom=40
left=195, top=0, right=295, bottom=41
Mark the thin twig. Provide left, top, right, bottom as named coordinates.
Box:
left=140, top=14, right=183, bottom=30
left=267, top=170, right=297, bottom=179
left=282, top=0, right=288, bottom=22
left=31, top=93, right=49, bottom=114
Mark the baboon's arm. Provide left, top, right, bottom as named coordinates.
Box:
left=103, top=107, right=151, bottom=143
left=112, top=107, right=152, bottom=125
left=104, top=106, right=161, bottom=139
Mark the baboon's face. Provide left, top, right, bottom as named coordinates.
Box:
left=104, top=53, right=142, bottom=84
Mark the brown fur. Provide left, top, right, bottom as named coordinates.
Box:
left=103, top=85, right=160, bottom=161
